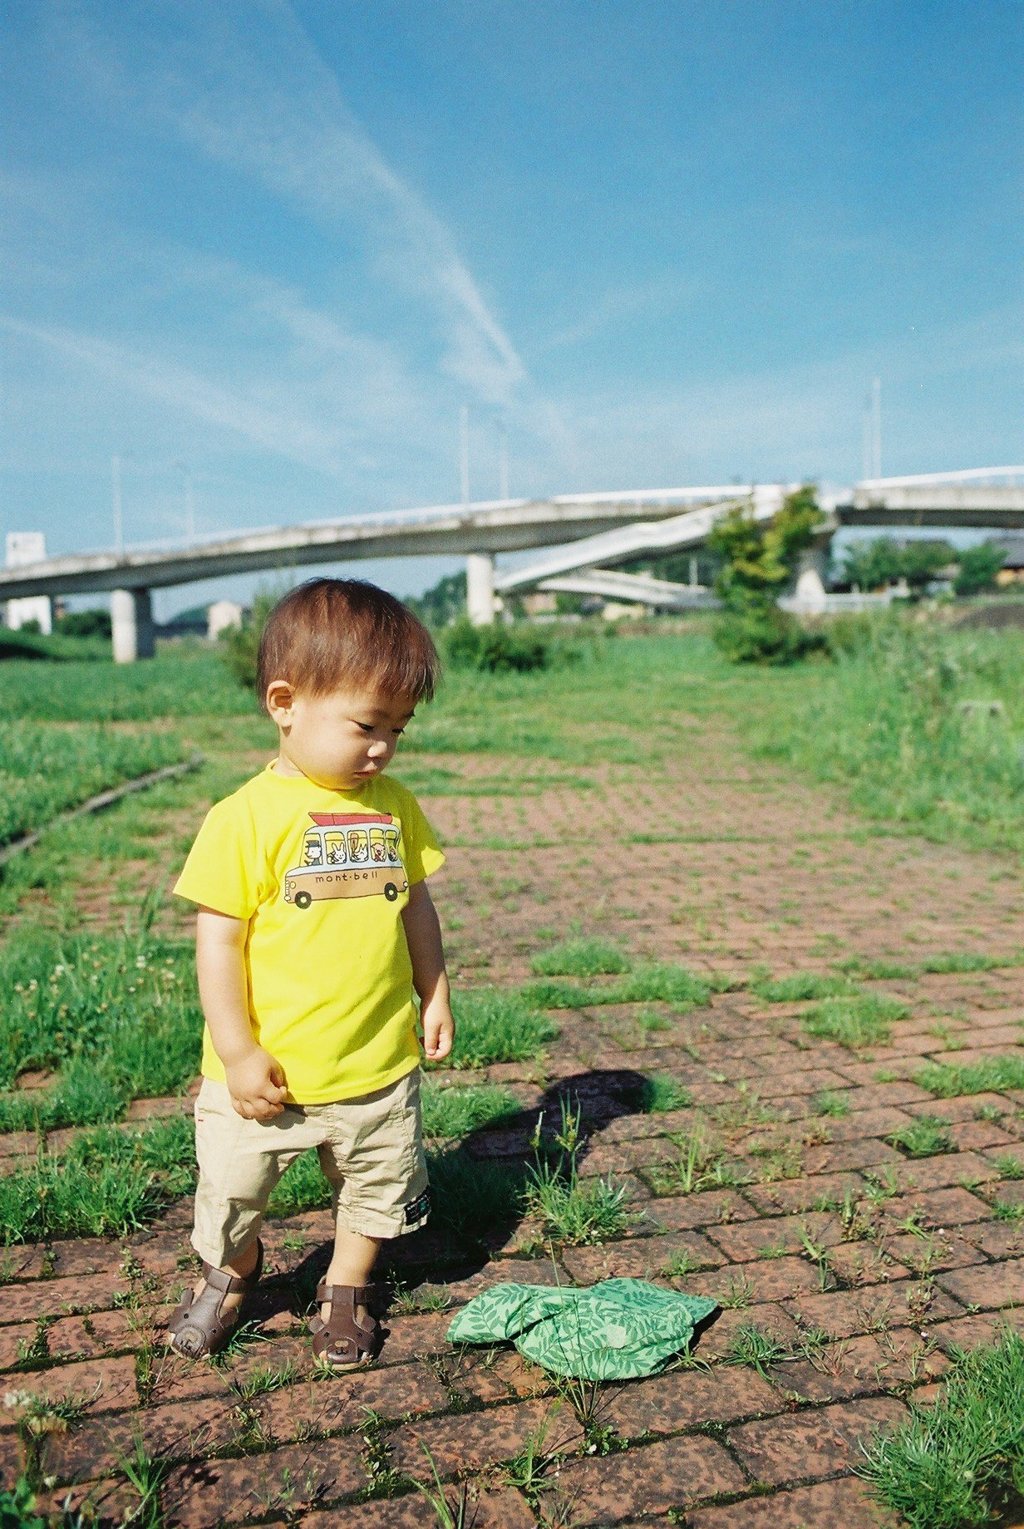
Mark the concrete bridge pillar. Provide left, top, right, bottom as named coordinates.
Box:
left=111, top=587, right=156, bottom=663
left=466, top=552, right=495, bottom=626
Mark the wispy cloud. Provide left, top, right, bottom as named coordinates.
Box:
left=539, top=275, right=704, bottom=355
left=1, top=314, right=353, bottom=475
left=61, top=0, right=534, bottom=414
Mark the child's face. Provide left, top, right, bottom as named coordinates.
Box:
left=267, top=683, right=416, bottom=791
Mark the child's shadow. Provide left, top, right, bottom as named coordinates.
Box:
left=273, top=1067, right=658, bottom=1319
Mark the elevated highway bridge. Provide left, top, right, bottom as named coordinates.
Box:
left=3, top=469, right=1022, bottom=659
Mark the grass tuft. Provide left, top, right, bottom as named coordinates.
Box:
left=858, top=1326, right=1024, bottom=1529
left=752, top=971, right=853, bottom=1003
left=887, top=1115, right=955, bottom=1158
left=802, top=991, right=908, bottom=1049
left=421, top=1081, right=519, bottom=1140
left=915, top=1055, right=1024, bottom=1099
left=530, top=937, right=630, bottom=977
left=449, top=987, right=558, bottom=1068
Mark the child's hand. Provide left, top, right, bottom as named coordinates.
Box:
left=421, top=995, right=455, bottom=1062
left=224, top=1049, right=288, bottom=1120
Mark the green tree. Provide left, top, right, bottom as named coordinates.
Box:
left=55, top=607, right=113, bottom=639
left=406, top=571, right=467, bottom=628
left=841, top=537, right=954, bottom=595
left=954, top=542, right=1005, bottom=596
left=707, top=485, right=825, bottom=664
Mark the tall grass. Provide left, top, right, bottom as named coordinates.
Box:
left=744, top=614, right=1024, bottom=854
left=0, top=723, right=187, bottom=845
left=0, top=925, right=201, bottom=1128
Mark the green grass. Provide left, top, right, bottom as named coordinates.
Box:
left=524, top=962, right=712, bottom=1014
left=0, top=1117, right=195, bottom=1244
left=0, top=722, right=188, bottom=846
left=915, top=1055, right=1024, bottom=1098
left=420, top=1081, right=519, bottom=1139
left=739, top=613, right=1024, bottom=857
left=448, top=987, right=558, bottom=1068
left=751, top=971, right=853, bottom=1003
left=887, top=1115, right=955, bottom=1158
left=530, top=937, right=630, bottom=978
left=640, top=1075, right=692, bottom=1113
left=522, top=1102, right=630, bottom=1246
left=0, top=647, right=254, bottom=722
left=813, top=1090, right=852, bottom=1117
left=0, top=924, right=201, bottom=1128
left=802, top=991, right=909, bottom=1049
left=858, top=1326, right=1024, bottom=1529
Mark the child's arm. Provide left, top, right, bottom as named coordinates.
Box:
left=401, top=882, right=454, bottom=1062
left=196, top=907, right=288, bottom=1119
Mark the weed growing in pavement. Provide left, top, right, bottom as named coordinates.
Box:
left=359, top=1408, right=402, bottom=1501
left=447, top=987, right=558, bottom=1068
left=915, top=1055, right=1024, bottom=1098
left=994, top=1154, right=1024, bottom=1181
left=420, top=1081, right=519, bottom=1139
left=863, top=1167, right=902, bottom=1205
left=645, top=1131, right=750, bottom=1196
left=427, top=1150, right=525, bottom=1253
left=660, top=1250, right=698, bottom=1280
left=504, top=1413, right=561, bottom=1505
left=525, top=962, right=712, bottom=1015
left=921, top=950, right=1007, bottom=975
left=232, top=1359, right=299, bottom=1401
left=802, top=992, right=908, bottom=1049
left=726, top=1325, right=791, bottom=1378
left=751, top=971, right=853, bottom=1003
left=858, top=1326, right=1024, bottom=1529
left=531, top=938, right=630, bottom=977
left=813, top=1090, right=852, bottom=1117
left=837, top=955, right=919, bottom=981
left=635, top=1007, right=673, bottom=1033
left=524, top=1102, right=629, bottom=1246
left=797, top=1227, right=834, bottom=1291
left=887, top=1116, right=955, bottom=1158
left=640, top=1075, right=692, bottom=1113
left=387, top=1282, right=452, bottom=1316
left=0, top=1115, right=195, bottom=1244
left=413, top=1442, right=469, bottom=1527
left=718, top=1273, right=755, bottom=1309
left=991, top=1199, right=1024, bottom=1224
left=3, top=1388, right=94, bottom=1491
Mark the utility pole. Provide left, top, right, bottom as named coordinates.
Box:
left=861, top=378, right=882, bottom=480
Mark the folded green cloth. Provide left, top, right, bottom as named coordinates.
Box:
left=446, top=1277, right=718, bottom=1380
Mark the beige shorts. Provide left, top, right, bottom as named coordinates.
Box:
left=191, top=1069, right=429, bottom=1268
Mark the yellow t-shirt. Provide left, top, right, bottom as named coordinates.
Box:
left=173, top=764, right=444, bottom=1104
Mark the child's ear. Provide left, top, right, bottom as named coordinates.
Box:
left=265, top=680, right=295, bottom=721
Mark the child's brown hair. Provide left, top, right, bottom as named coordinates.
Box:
left=256, top=578, right=440, bottom=711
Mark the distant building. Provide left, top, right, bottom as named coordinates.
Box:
left=991, top=534, right=1024, bottom=586
left=207, top=600, right=244, bottom=638
left=4, top=532, right=52, bottom=633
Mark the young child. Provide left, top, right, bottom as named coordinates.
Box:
left=168, top=578, right=454, bottom=1368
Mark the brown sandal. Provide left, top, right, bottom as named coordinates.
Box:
left=309, top=1283, right=381, bottom=1369
left=167, top=1241, right=264, bottom=1359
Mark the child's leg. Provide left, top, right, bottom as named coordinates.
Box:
left=323, top=1228, right=381, bottom=1325
left=170, top=1080, right=312, bottom=1356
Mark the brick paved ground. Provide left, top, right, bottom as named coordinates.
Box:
left=2, top=719, right=1023, bottom=1526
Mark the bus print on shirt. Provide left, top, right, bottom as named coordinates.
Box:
left=283, top=812, right=407, bottom=909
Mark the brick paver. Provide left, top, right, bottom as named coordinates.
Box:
left=3, top=707, right=1024, bottom=1525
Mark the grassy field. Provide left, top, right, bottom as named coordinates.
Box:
left=0, top=611, right=1021, bottom=1245
left=2, top=618, right=1024, bottom=1527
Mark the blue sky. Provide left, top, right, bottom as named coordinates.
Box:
left=2, top=0, right=1022, bottom=614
